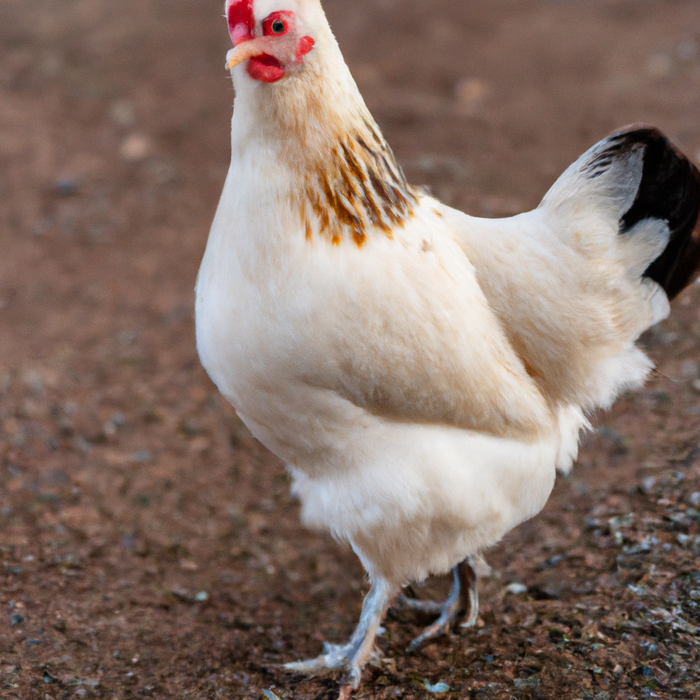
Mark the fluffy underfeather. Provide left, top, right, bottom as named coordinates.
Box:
left=198, top=179, right=561, bottom=582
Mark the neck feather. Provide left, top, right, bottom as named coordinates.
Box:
left=231, top=29, right=418, bottom=247
left=297, top=112, right=419, bottom=247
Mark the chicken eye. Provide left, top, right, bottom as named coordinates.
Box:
left=271, top=19, right=286, bottom=34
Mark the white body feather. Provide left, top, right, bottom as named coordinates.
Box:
left=196, top=159, right=663, bottom=586
left=196, top=4, right=672, bottom=586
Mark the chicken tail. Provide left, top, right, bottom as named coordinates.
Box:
left=531, top=127, right=700, bottom=469
left=541, top=125, right=700, bottom=301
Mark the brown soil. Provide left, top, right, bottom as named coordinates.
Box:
left=2, top=0, right=700, bottom=698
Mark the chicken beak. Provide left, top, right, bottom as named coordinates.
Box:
left=226, top=40, right=267, bottom=70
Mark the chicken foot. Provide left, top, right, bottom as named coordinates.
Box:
left=401, top=556, right=479, bottom=652
left=285, top=578, right=395, bottom=691
left=285, top=558, right=479, bottom=694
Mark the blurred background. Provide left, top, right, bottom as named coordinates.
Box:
left=1, top=0, right=700, bottom=698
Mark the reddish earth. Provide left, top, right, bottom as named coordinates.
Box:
left=1, top=0, right=700, bottom=698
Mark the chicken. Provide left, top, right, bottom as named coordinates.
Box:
left=195, top=0, right=700, bottom=696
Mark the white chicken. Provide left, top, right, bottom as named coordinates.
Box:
left=195, top=0, right=700, bottom=696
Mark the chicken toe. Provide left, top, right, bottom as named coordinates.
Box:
left=405, top=557, right=479, bottom=652
left=285, top=579, right=395, bottom=690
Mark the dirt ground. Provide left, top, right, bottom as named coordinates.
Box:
left=1, top=0, right=700, bottom=698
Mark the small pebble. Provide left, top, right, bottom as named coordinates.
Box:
left=120, top=134, right=152, bottom=162
left=641, top=476, right=656, bottom=493
left=424, top=680, right=450, bottom=693
left=681, top=360, right=700, bottom=378
left=43, top=671, right=56, bottom=684
left=454, top=77, right=488, bottom=115
left=110, top=413, right=126, bottom=427
left=677, top=41, right=697, bottom=62
left=646, top=52, right=673, bottom=78
left=110, top=99, right=136, bottom=127
left=53, top=178, right=79, bottom=197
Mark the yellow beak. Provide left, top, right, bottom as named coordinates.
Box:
left=226, top=41, right=267, bottom=70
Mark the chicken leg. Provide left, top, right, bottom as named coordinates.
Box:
left=399, top=556, right=479, bottom=652
left=285, top=578, right=396, bottom=691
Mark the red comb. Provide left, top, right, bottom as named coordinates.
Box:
left=228, top=0, right=254, bottom=45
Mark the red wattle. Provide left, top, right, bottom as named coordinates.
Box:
left=247, top=55, right=286, bottom=83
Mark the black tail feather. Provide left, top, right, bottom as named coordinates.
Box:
left=603, top=126, right=700, bottom=300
